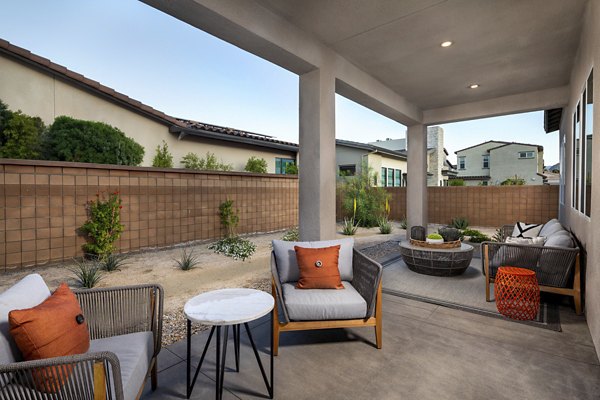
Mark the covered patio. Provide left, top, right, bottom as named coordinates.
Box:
left=137, top=0, right=600, bottom=398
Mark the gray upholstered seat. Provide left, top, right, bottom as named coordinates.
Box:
left=282, top=281, right=367, bottom=321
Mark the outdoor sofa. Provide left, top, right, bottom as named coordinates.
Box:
left=482, top=219, right=581, bottom=314
left=0, top=274, right=163, bottom=400
left=271, top=238, right=383, bottom=355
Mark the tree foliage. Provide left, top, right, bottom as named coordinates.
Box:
left=152, top=140, right=174, bottom=168
left=0, top=110, right=45, bottom=159
left=244, top=156, right=268, bottom=173
left=181, top=152, right=233, bottom=171
left=81, top=192, right=124, bottom=259
left=338, top=163, right=390, bottom=228
left=448, top=179, right=465, bottom=186
left=43, top=116, right=144, bottom=165
left=285, top=162, right=298, bottom=175
left=501, top=175, right=526, bottom=185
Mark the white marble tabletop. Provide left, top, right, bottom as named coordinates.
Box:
left=184, top=288, right=275, bottom=325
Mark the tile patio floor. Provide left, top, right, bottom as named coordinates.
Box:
left=141, top=293, right=600, bottom=400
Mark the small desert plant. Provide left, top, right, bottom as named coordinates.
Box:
left=492, top=227, right=507, bottom=242
left=378, top=216, right=393, bottom=234
left=175, top=247, right=200, bottom=270
left=427, top=233, right=443, bottom=240
left=152, top=140, right=174, bottom=168
left=100, top=253, right=128, bottom=272
left=399, top=218, right=407, bottom=230
left=70, top=259, right=103, bottom=288
left=244, top=156, right=268, bottom=173
left=219, top=199, right=239, bottom=238
left=438, top=227, right=462, bottom=242
left=451, top=216, right=469, bottom=230
left=209, top=236, right=256, bottom=261
left=342, top=218, right=359, bottom=235
left=461, top=229, right=490, bottom=243
left=81, top=191, right=124, bottom=259
left=282, top=227, right=299, bottom=241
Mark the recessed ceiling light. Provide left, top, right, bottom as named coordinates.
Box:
left=469, top=84, right=480, bottom=89
left=441, top=41, right=453, bottom=47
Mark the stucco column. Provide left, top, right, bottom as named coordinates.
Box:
left=298, top=67, right=336, bottom=240
left=406, top=124, right=428, bottom=238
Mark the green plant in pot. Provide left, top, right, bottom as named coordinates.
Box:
left=426, top=233, right=444, bottom=244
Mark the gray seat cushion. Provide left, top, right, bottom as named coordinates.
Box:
left=272, top=238, right=354, bottom=283
left=539, top=219, right=564, bottom=237
left=0, top=274, right=51, bottom=366
left=282, top=281, right=367, bottom=321
left=89, top=331, right=153, bottom=400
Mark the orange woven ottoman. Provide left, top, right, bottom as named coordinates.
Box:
left=494, top=266, right=540, bottom=320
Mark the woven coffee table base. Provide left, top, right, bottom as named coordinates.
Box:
left=495, top=266, right=540, bottom=320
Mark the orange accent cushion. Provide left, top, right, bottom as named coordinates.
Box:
left=9, top=283, right=90, bottom=393
left=294, top=245, right=344, bottom=289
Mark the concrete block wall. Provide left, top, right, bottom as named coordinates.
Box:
left=0, top=160, right=298, bottom=270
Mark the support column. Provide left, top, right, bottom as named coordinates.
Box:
left=406, top=124, right=428, bottom=238
left=298, top=67, right=336, bottom=240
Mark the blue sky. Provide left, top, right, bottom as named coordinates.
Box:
left=0, top=0, right=559, bottom=165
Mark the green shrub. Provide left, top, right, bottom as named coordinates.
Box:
left=0, top=110, right=45, bottom=159
left=244, top=156, right=267, bottom=173
left=378, top=216, right=393, bottom=234
left=81, top=192, right=124, bottom=259
left=219, top=199, right=239, bottom=238
left=451, top=217, right=469, bottom=229
left=43, top=116, right=144, bottom=165
left=209, top=236, right=256, bottom=261
left=339, top=163, right=390, bottom=228
left=175, top=247, right=200, bottom=270
left=448, top=179, right=465, bottom=186
left=282, top=227, right=299, bottom=241
left=501, top=175, right=526, bottom=185
left=461, top=229, right=490, bottom=243
left=181, top=152, right=232, bottom=171
left=152, top=140, right=173, bottom=168
left=285, top=163, right=298, bottom=175
left=70, top=259, right=103, bottom=288
left=0, top=99, right=12, bottom=134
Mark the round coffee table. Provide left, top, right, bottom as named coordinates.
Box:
left=184, top=288, right=274, bottom=399
left=399, top=241, right=474, bottom=276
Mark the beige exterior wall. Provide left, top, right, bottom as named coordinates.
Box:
left=335, top=144, right=407, bottom=186
left=489, top=143, right=543, bottom=185
left=456, top=141, right=502, bottom=179
left=0, top=55, right=296, bottom=172
left=560, top=0, right=600, bottom=357
left=366, top=153, right=406, bottom=186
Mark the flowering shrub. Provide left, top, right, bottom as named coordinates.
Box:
left=209, top=237, right=256, bottom=261
left=81, top=192, right=124, bottom=259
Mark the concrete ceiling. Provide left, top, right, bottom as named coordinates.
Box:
left=255, top=0, right=588, bottom=110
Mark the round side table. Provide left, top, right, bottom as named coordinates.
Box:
left=184, top=288, right=274, bottom=400
left=494, top=266, right=540, bottom=320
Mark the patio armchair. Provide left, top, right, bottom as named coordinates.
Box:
left=271, top=238, right=383, bottom=355
left=482, top=221, right=581, bottom=314
left=0, top=274, right=163, bottom=400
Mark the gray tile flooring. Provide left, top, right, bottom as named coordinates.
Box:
left=141, top=294, right=600, bottom=400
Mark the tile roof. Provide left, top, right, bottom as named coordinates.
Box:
left=0, top=39, right=186, bottom=128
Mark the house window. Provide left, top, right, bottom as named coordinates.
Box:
left=458, top=156, right=466, bottom=170
left=482, top=155, right=489, bottom=168
left=518, top=151, right=535, bottom=159
left=275, top=158, right=295, bottom=174
left=339, top=164, right=356, bottom=176
left=381, top=167, right=387, bottom=186
left=387, top=169, right=394, bottom=187
left=395, top=169, right=401, bottom=187
left=584, top=70, right=593, bottom=217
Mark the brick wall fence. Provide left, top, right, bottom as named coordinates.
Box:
left=338, top=185, right=559, bottom=227
left=1, top=160, right=298, bottom=270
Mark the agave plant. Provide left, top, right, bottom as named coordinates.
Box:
left=175, top=247, right=201, bottom=271
left=342, top=217, right=358, bottom=235
left=70, top=259, right=103, bottom=289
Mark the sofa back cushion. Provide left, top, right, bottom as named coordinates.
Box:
left=272, top=238, right=354, bottom=283
left=0, top=274, right=50, bottom=366
left=544, top=230, right=575, bottom=248
left=539, top=219, right=564, bottom=237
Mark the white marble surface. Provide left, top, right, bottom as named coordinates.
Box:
left=184, top=288, right=274, bottom=325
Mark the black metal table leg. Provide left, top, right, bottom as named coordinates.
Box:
left=187, top=323, right=216, bottom=399
left=218, top=326, right=229, bottom=400
left=244, top=318, right=274, bottom=399
left=233, top=324, right=240, bottom=372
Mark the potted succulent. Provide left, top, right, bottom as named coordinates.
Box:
left=426, top=233, right=444, bottom=244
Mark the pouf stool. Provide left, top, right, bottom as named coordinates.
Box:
left=495, top=266, right=540, bottom=320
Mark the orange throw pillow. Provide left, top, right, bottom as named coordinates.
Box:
left=9, top=283, right=90, bottom=393
left=294, top=245, right=344, bottom=289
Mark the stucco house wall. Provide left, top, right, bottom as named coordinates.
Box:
left=335, top=145, right=367, bottom=176
left=489, top=143, right=543, bottom=185
left=0, top=53, right=296, bottom=172
left=456, top=141, right=503, bottom=180
left=366, top=153, right=407, bottom=186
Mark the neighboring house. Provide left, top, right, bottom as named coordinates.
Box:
left=369, top=126, right=456, bottom=186
left=0, top=39, right=297, bottom=173
left=336, top=139, right=406, bottom=187
left=453, top=141, right=545, bottom=186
